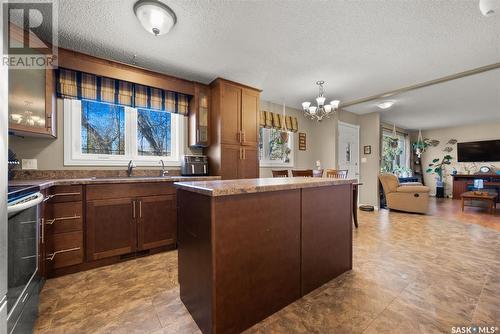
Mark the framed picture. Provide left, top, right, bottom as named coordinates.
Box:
left=363, top=145, right=371, bottom=155
left=299, top=132, right=306, bottom=151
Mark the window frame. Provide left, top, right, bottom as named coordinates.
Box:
left=259, top=127, right=295, bottom=168
left=63, top=99, right=184, bottom=167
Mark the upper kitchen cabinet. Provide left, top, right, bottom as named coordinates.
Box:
left=7, top=24, right=56, bottom=138
left=189, top=83, right=210, bottom=147
left=208, top=78, right=261, bottom=179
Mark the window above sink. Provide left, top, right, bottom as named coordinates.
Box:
left=64, top=99, right=184, bottom=167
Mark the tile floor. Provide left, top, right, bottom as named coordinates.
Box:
left=34, top=199, right=500, bottom=334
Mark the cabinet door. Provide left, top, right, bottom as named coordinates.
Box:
left=86, top=198, right=136, bottom=260
left=221, top=83, right=241, bottom=145
left=137, top=195, right=177, bottom=250
left=240, top=88, right=259, bottom=147
left=221, top=144, right=241, bottom=180
left=239, top=146, right=259, bottom=179
left=189, top=83, right=210, bottom=147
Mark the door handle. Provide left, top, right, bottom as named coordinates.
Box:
left=243, top=148, right=246, bottom=160
left=139, top=200, right=142, bottom=218
left=241, top=130, right=246, bottom=144
left=133, top=201, right=136, bottom=219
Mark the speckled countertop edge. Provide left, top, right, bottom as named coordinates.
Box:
left=9, top=176, right=221, bottom=190
left=174, top=177, right=357, bottom=197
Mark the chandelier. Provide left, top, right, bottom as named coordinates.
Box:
left=301, top=81, right=340, bottom=121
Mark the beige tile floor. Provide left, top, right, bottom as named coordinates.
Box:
left=35, top=200, right=500, bottom=334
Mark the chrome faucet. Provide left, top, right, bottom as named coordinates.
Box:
left=160, top=159, right=169, bottom=177
left=127, top=160, right=136, bottom=177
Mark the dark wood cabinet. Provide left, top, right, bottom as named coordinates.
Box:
left=86, top=198, right=137, bottom=260
left=86, top=183, right=178, bottom=261
left=240, top=88, right=259, bottom=147
left=239, top=146, right=259, bottom=179
left=208, top=78, right=261, bottom=179
left=137, top=195, right=177, bottom=250
left=220, top=82, right=242, bottom=146
left=189, top=83, right=210, bottom=147
left=8, top=24, right=56, bottom=138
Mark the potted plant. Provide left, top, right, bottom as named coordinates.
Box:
left=425, top=139, right=457, bottom=197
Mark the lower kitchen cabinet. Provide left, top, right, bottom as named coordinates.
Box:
left=86, top=198, right=137, bottom=261
left=40, top=182, right=179, bottom=277
left=137, top=195, right=177, bottom=250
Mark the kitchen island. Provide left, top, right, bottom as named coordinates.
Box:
left=175, top=177, right=355, bottom=334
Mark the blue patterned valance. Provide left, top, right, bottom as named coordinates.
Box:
left=56, top=68, right=190, bottom=115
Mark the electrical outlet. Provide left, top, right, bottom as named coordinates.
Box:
left=22, top=159, right=38, bottom=170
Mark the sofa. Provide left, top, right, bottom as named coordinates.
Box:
left=379, top=173, right=430, bottom=214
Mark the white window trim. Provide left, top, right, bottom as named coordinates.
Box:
left=259, top=129, right=295, bottom=168
left=63, top=99, right=184, bottom=167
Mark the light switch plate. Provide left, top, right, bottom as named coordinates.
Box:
left=361, top=158, right=367, bottom=163
left=22, top=159, right=38, bottom=170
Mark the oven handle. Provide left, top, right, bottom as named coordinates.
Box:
left=7, top=192, right=44, bottom=215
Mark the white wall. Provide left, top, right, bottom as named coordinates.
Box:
left=1, top=5, right=10, bottom=325
left=420, top=121, right=500, bottom=197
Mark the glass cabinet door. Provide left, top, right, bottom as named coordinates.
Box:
left=198, top=90, right=209, bottom=144
left=8, top=68, right=47, bottom=130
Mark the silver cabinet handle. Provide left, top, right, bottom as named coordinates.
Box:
left=133, top=201, right=136, bottom=219
left=139, top=201, right=142, bottom=218
left=41, top=218, right=44, bottom=244
left=44, top=192, right=81, bottom=202
left=46, top=247, right=80, bottom=261
left=46, top=215, right=81, bottom=225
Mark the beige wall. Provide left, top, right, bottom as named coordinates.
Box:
left=358, top=112, right=381, bottom=207
left=420, top=121, right=500, bottom=197
left=9, top=99, right=200, bottom=171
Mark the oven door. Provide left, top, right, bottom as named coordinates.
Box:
left=7, top=192, right=43, bottom=334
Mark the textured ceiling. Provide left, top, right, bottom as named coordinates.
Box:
left=346, top=68, right=500, bottom=130
left=55, top=0, right=500, bottom=129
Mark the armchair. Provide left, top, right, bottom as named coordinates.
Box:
left=379, top=173, right=430, bottom=214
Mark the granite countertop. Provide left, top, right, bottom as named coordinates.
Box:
left=174, top=177, right=357, bottom=197
left=9, top=175, right=221, bottom=190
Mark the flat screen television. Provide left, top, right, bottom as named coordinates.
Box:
left=457, top=140, right=500, bottom=162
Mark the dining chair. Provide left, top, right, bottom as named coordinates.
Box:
left=325, top=169, right=348, bottom=179
left=291, top=169, right=314, bottom=177
left=272, top=170, right=289, bottom=178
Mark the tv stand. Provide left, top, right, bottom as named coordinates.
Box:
left=452, top=174, right=500, bottom=203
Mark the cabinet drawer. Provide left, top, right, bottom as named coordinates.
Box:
left=47, top=185, right=83, bottom=203
left=45, top=201, right=83, bottom=234
left=46, top=231, right=83, bottom=269
left=86, top=182, right=175, bottom=200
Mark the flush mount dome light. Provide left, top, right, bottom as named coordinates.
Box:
left=377, top=101, right=395, bottom=109
left=134, top=0, right=177, bottom=36
left=479, top=0, right=499, bottom=16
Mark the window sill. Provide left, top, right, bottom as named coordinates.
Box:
left=64, top=159, right=182, bottom=167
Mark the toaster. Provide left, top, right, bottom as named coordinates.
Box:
left=181, top=155, right=209, bottom=176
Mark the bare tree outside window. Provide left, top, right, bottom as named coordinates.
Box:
left=81, top=100, right=125, bottom=155
left=137, top=109, right=172, bottom=156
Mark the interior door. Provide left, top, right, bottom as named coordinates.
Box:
left=239, top=146, right=259, bottom=179
left=86, top=198, right=136, bottom=260
left=221, top=144, right=241, bottom=180
left=240, top=88, right=259, bottom=146
left=221, top=83, right=241, bottom=145
left=137, top=195, right=177, bottom=250
left=338, top=122, right=359, bottom=179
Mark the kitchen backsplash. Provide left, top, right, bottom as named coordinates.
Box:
left=11, top=169, right=181, bottom=180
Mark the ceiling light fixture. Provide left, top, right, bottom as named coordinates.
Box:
left=377, top=101, right=395, bottom=109
left=134, top=0, right=177, bottom=36
left=301, top=81, right=340, bottom=122
left=479, top=0, right=499, bottom=16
